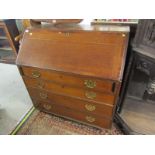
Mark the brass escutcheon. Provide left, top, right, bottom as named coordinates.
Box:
left=85, top=91, right=96, bottom=99
left=84, top=80, right=96, bottom=88
left=85, top=104, right=96, bottom=111
left=39, top=93, right=48, bottom=99
left=43, top=104, right=51, bottom=110
left=85, top=116, right=95, bottom=123
left=32, top=71, right=41, bottom=78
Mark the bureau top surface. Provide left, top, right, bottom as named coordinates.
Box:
left=16, top=24, right=129, bottom=81
left=28, top=24, right=130, bottom=32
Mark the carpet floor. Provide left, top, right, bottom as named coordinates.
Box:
left=17, top=109, right=123, bottom=135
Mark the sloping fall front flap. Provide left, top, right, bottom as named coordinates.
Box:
left=16, top=25, right=129, bottom=81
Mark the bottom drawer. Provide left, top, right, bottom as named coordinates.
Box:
left=34, top=100, right=112, bottom=129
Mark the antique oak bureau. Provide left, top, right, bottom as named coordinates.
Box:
left=16, top=24, right=129, bottom=129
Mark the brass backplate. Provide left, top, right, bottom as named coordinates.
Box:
left=85, top=91, right=96, bottom=99
left=85, top=116, right=95, bottom=123
left=84, top=80, right=96, bottom=88
left=39, top=93, right=48, bottom=99
left=32, top=71, right=41, bottom=78
left=85, top=104, right=96, bottom=111
left=43, top=104, right=51, bottom=110
left=38, top=81, right=45, bottom=89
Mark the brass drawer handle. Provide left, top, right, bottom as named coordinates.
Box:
left=39, top=93, right=48, bottom=99
left=32, top=71, right=41, bottom=78
left=84, top=80, right=96, bottom=88
left=85, top=116, right=95, bottom=123
left=85, top=104, right=96, bottom=111
left=85, top=91, right=96, bottom=99
left=43, top=104, right=51, bottom=110
left=38, top=81, right=45, bottom=89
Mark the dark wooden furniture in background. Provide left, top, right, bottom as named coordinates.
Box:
left=16, top=24, right=129, bottom=129
left=91, top=19, right=138, bottom=39
left=115, top=19, right=155, bottom=134
left=0, top=19, right=19, bottom=64
left=32, top=19, right=83, bottom=25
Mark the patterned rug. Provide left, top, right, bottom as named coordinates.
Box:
left=17, top=109, right=123, bottom=135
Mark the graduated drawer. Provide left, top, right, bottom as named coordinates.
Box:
left=34, top=100, right=112, bottom=129
left=24, top=77, right=116, bottom=105
left=28, top=87, right=114, bottom=118
left=21, top=66, right=117, bottom=94
left=24, top=29, right=126, bottom=45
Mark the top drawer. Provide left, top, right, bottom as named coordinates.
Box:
left=21, top=66, right=117, bottom=94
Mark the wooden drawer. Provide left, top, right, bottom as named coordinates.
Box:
left=24, top=77, right=116, bottom=105
left=34, top=100, right=112, bottom=129
left=28, top=87, right=114, bottom=118
left=21, top=66, right=117, bottom=94
left=24, top=29, right=125, bottom=45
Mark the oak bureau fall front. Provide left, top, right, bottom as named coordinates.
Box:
left=16, top=24, right=129, bottom=129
